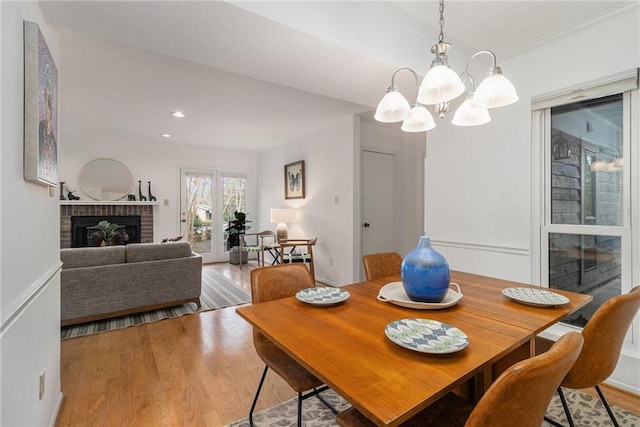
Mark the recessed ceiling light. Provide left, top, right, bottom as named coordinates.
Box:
left=171, top=111, right=185, bottom=118
left=161, top=133, right=172, bottom=138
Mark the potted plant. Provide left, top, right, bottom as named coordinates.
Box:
left=91, top=220, right=120, bottom=246
left=225, top=211, right=251, bottom=264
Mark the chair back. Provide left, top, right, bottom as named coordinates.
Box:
left=250, top=264, right=315, bottom=352
left=362, top=252, right=402, bottom=281
left=465, top=332, right=584, bottom=427
left=561, top=286, right=640, bottom=390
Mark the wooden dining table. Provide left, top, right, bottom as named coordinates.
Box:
left=236, top=270, right=592, bottom=427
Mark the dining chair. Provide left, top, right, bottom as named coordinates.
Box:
left=240, top=230, right=276, bottom=269
left=249, top=264, right=336, bottom=426
left=336, top=331, right=584, bottom=427
left=362, top=252, right=402, bottom=281
left=545, top=286, right=640, bottom=427
left=279, top=238, right=317, bottom=280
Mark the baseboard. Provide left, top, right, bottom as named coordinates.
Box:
left=50, top=393, right=65, bottom=427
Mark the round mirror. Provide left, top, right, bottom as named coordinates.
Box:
left=79, top=158, right=133, bottom=201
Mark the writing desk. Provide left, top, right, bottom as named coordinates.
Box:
left=237, top=273, right=591, bottom=426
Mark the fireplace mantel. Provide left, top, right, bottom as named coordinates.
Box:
left=60, top=201, right=160, bottom=206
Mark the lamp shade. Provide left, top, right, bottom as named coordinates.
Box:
left=401, top=104, right=436, bottom=132
left=472, top=70, right=519, bottom=109
left=270, top=208, right=295, bottom=224
left=417, top=64, right=466, bottom=105
left=374, top=88, right=411, bottom=123
left=452, top=94, right=491, bottom=127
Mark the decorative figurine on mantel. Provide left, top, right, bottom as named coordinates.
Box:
left=148, top=181, right=157, bottom=201
left=138, top=180, right=147, bottom=201
left=127, top=194, right=136, bottom=201
left=66, top=188, right=80, bottom=200
left=59, top=181, right=66, bottom=200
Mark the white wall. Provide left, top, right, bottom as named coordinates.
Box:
left=1, top=2, right=63, bottom=425
left=59, top=138, right=257, bottom=245
left=257, top=117, right=357, bottom=285
left=425, top=7, right=639, bottom=392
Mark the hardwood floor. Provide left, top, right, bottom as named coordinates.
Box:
left=57, top=262, right=639, bottom=426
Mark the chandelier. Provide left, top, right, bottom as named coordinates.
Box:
left=374, top=0, right=519, bottom=132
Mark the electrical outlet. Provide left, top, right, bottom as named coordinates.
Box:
left=163, top=199, right=169, bottom=206
left=39, top=371, right=45, bottom=400
left=328, top=258, right=333, bottom=267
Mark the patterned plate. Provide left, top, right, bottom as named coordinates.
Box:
left=385, top=318, right=468, bottom=354
left=295, top=287, right=350, bottom=306
left=502, top=287, right=569, bottom=307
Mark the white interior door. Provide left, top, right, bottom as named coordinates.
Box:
left=362, top=149, right=397, bottom=265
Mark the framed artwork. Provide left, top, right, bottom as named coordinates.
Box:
left=284, top=160, right=305, bottom=199
left=24, top=21, right=58, bottom=187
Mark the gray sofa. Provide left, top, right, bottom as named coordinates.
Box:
left=60, top=241, right=202, bottom=326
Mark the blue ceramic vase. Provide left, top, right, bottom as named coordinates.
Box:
left=401, top=236, right=451, bottom=303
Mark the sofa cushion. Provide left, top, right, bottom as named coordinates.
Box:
left=126, top=241, right=193, bottom=263
left=61, top=246, right=126, bottom=269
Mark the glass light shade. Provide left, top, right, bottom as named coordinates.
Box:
left=417, top=64, right=466, bottom=105
left=374, top=89, right=411, bottom=123
left=401, top=104, right=436, bottom=132
left=472, top=72, right=519, bottom=108
left=452, top=95, right=491, bottom=127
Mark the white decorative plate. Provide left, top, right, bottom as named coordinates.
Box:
left=377, top=282, right=463, bottom=309
left=295, top=287, right=350, bottom=306
left=502, top=287, right=569, bottom=307
left=385, top=318, right=468, bottom=354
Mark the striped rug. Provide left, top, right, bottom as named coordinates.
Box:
left=61, top=269, right=251, bottom=339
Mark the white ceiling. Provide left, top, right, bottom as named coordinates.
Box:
left=39, top=1, right=634, bottom=152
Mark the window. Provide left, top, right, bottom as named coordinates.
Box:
left=533, top=70, right=637, bottom=332
left=222, top=174, right=247, bottom=248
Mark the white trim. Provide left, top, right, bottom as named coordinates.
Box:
left=430, top=239, right=529, bottom=256
left=49, top=393, right=64, bottom=427
left=0, top=261, right=63, bottom=338
left=532, top=68, right=638, bottom=110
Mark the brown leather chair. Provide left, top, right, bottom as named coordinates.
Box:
left=546, top=286, right=640, bottom=427
left=336, top=332, right=584, bottom=427
left=249, top=264, right=335, bottom=426
left=362, top=252, right=402, bottom=281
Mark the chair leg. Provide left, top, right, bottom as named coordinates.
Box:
left=595, top=385, right=619, bottom=427
left=249, top=365, right=269, bottom=427
left=557, top=387, right=575, bottom=427
left=297, top=392, right=303, bottom=427
left=316, top=390, right=338, bottom=414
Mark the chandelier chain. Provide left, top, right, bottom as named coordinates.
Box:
left=438, top=0, right=445, bottom=44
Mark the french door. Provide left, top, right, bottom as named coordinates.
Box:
left=180, top=168, right=248, bottom=263
left=180, top=168, right=219, bottom=263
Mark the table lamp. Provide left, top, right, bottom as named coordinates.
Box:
left=270, top=208, right=295, bottom=242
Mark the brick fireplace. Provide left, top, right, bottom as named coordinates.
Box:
left=60, top=202, right=155, bottom=248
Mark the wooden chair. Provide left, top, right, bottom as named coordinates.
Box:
left=336, top=332, right=584, bottom=427
left=545, top=286, right=640, bottom=427
left=239, top=230, right=276, bottom=269
left=249, top=264, right=335, bottom=426
left=362, top=252, right=402, bottom=280
left=278, top=238, right=317, bottom=281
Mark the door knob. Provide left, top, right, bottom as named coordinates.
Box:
left=181, top=219, right=186, bottom=223
left=363, top=222, right=370, bottom=228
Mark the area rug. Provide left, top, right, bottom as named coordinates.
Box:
left=226, top=388, right=640, bottom=427
left=61, top=269, right=250, bottom=339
